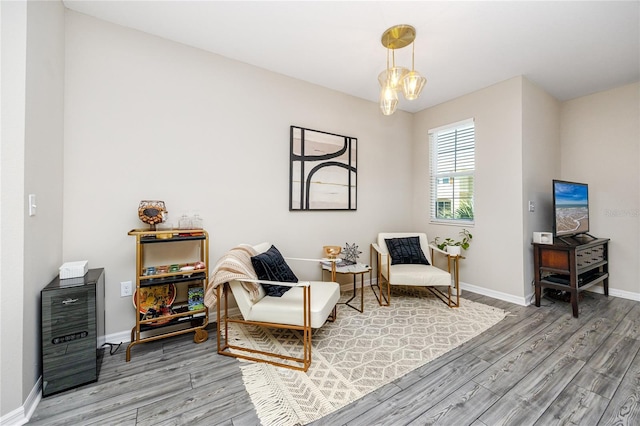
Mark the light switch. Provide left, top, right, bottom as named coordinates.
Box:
left=28, top=194, right=37, bottom=216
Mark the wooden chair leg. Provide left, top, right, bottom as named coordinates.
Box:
left=370, top=271, right=390, bottom=306
left=370, top=245, right=390, bottom=306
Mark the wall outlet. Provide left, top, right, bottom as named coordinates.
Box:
left=120, top=281, right=133, bottom=297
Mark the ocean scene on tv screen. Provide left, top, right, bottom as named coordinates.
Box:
left=555, top=182, right=589, bottom=235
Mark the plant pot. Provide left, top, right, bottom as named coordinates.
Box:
left=446, top=246, right=462, bottom=256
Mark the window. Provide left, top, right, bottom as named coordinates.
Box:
left=429, top=119, right=475, bottom=223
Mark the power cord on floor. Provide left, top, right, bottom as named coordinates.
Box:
left=101, top=342, right=122, bottom=355
left=529, top=288, right=556, bottom=307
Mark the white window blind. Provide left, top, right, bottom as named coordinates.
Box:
left=429, top=119, right=475, bottom=223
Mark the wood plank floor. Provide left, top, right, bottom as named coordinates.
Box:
left=28, top=289, right=640, bottom=426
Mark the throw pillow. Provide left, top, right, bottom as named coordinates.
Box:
left=385, top=236, right=430, bottom=265
left=250, top=245, right=298, bottom=297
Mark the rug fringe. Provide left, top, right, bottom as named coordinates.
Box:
left=241, top=363, right=302, bottom=426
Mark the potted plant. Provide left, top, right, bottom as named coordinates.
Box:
left=432, top=229, right=473, bottom=256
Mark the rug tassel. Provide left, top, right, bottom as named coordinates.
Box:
left=241, top=363, right=301, bottom=426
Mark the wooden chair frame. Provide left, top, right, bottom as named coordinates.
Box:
left=216, top=281, right=313, bottom=371
left=370, top=243, right=461, bottom=308
left=216, top=258, right=338, bottom=372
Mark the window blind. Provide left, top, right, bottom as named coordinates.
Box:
left=429, top=119, right=475, bottom=223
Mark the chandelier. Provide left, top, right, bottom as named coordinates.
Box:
left=378, top=24, right=427, bottom=115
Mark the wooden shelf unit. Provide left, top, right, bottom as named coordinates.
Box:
left=533, top=237, right=609, bottom=318
left=126, top=229, right=209, bottom=361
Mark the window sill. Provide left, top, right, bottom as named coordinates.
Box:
left=430, top=220, right=475, bottom=227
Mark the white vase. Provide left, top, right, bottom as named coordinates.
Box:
left=446, top=246, right=462, bottom=256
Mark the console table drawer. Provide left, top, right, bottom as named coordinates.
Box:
left=540, top=249, right=570, bottom=271
left=576, top=246, right=605, bottom=268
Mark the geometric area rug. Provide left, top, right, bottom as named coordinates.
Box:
left=227, top=286, right=507, bottom=426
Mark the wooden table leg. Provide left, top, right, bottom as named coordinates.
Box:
left=360, top=273, right=364, bottom=312
left=570, top=291, right=579, bottom=318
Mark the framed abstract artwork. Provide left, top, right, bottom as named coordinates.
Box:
left=290, top=126, right=357, bottom=211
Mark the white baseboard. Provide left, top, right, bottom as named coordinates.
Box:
left=1, top=377, right=41, bottom=425
left=463, top=281, right=640, bottom=307
left=459, top=281, right=529, bottom=306
left=585, top=285, right=640, bottom=301
left=1, top=404, right=27, bottom=425
left=103, top=329, right=132, bottom=345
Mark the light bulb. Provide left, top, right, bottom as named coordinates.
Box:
left=380, top=83, right=398, bottom=115
left=402, top=71, right=426, bottom=100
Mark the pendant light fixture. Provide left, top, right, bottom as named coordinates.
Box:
left=378, top=24, right=427, bottom=115
left=379, top=48, right=400, bottom=115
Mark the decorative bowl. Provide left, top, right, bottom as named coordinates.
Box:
left=323, top=245, right=342, bottom=259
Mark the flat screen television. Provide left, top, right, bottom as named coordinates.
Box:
left=552, top=179, right=589, bottom=238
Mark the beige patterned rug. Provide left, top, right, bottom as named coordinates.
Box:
left=227, top=286, right=506, bottom=426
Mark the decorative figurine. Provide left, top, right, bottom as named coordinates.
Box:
left=138, top=200, right=167, bottom=230
left=341, top=242, right=361, bottom=265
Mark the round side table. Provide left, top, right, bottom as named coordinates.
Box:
left=322, top=263, right=371, bottom=313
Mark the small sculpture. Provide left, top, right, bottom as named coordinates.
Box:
left=138, top=200, right=167, bottom=230
left=341, top=243, right=362, bottom=265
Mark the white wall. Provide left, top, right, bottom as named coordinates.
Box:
left=23, top=0, right=66, bottom=404
left=64, top=11, right=414, bottom=336
left=413, top=77, right=526, bottom=303
left=560, top=82, right=640, bottom=297
left=521, top=78, right=561, bottom=301
left=0, top=0, right=65, bottom=420
left=1, top=1, right=28, bottom=418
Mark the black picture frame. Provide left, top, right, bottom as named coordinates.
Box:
left=289, top=126, right=357, bottom=211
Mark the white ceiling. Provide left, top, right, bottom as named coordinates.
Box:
left=63, top=1, right=640, bottom=113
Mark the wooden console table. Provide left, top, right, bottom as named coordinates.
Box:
left=533, top=237, right=609, bottom=318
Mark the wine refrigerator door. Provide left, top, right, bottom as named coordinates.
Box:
left=41, top=284, right=97, bottom=397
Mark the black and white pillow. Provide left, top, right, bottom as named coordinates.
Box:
left=251, top=245, right=298, bottom=297
left=385, top=237, right=430, bottom=265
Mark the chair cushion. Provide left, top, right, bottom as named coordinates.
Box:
left=385, top=236, right=430, bottom=265
left=251, top=245, right=298, bottom=297
left=387, top=264, right=452, bottom=287
left=243, top=281, right=340, bottom=328
left=378, top=233, right=433, bottom=265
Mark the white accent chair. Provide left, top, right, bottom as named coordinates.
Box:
left=216, top=242, right=341, bottom=372
left=370, top=233, right=461, bottom=308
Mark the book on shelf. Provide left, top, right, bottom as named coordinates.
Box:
left=188, top=285, right=204, bottom=311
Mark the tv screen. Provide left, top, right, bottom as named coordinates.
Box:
left=553, top=180, right=589, bottom=237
